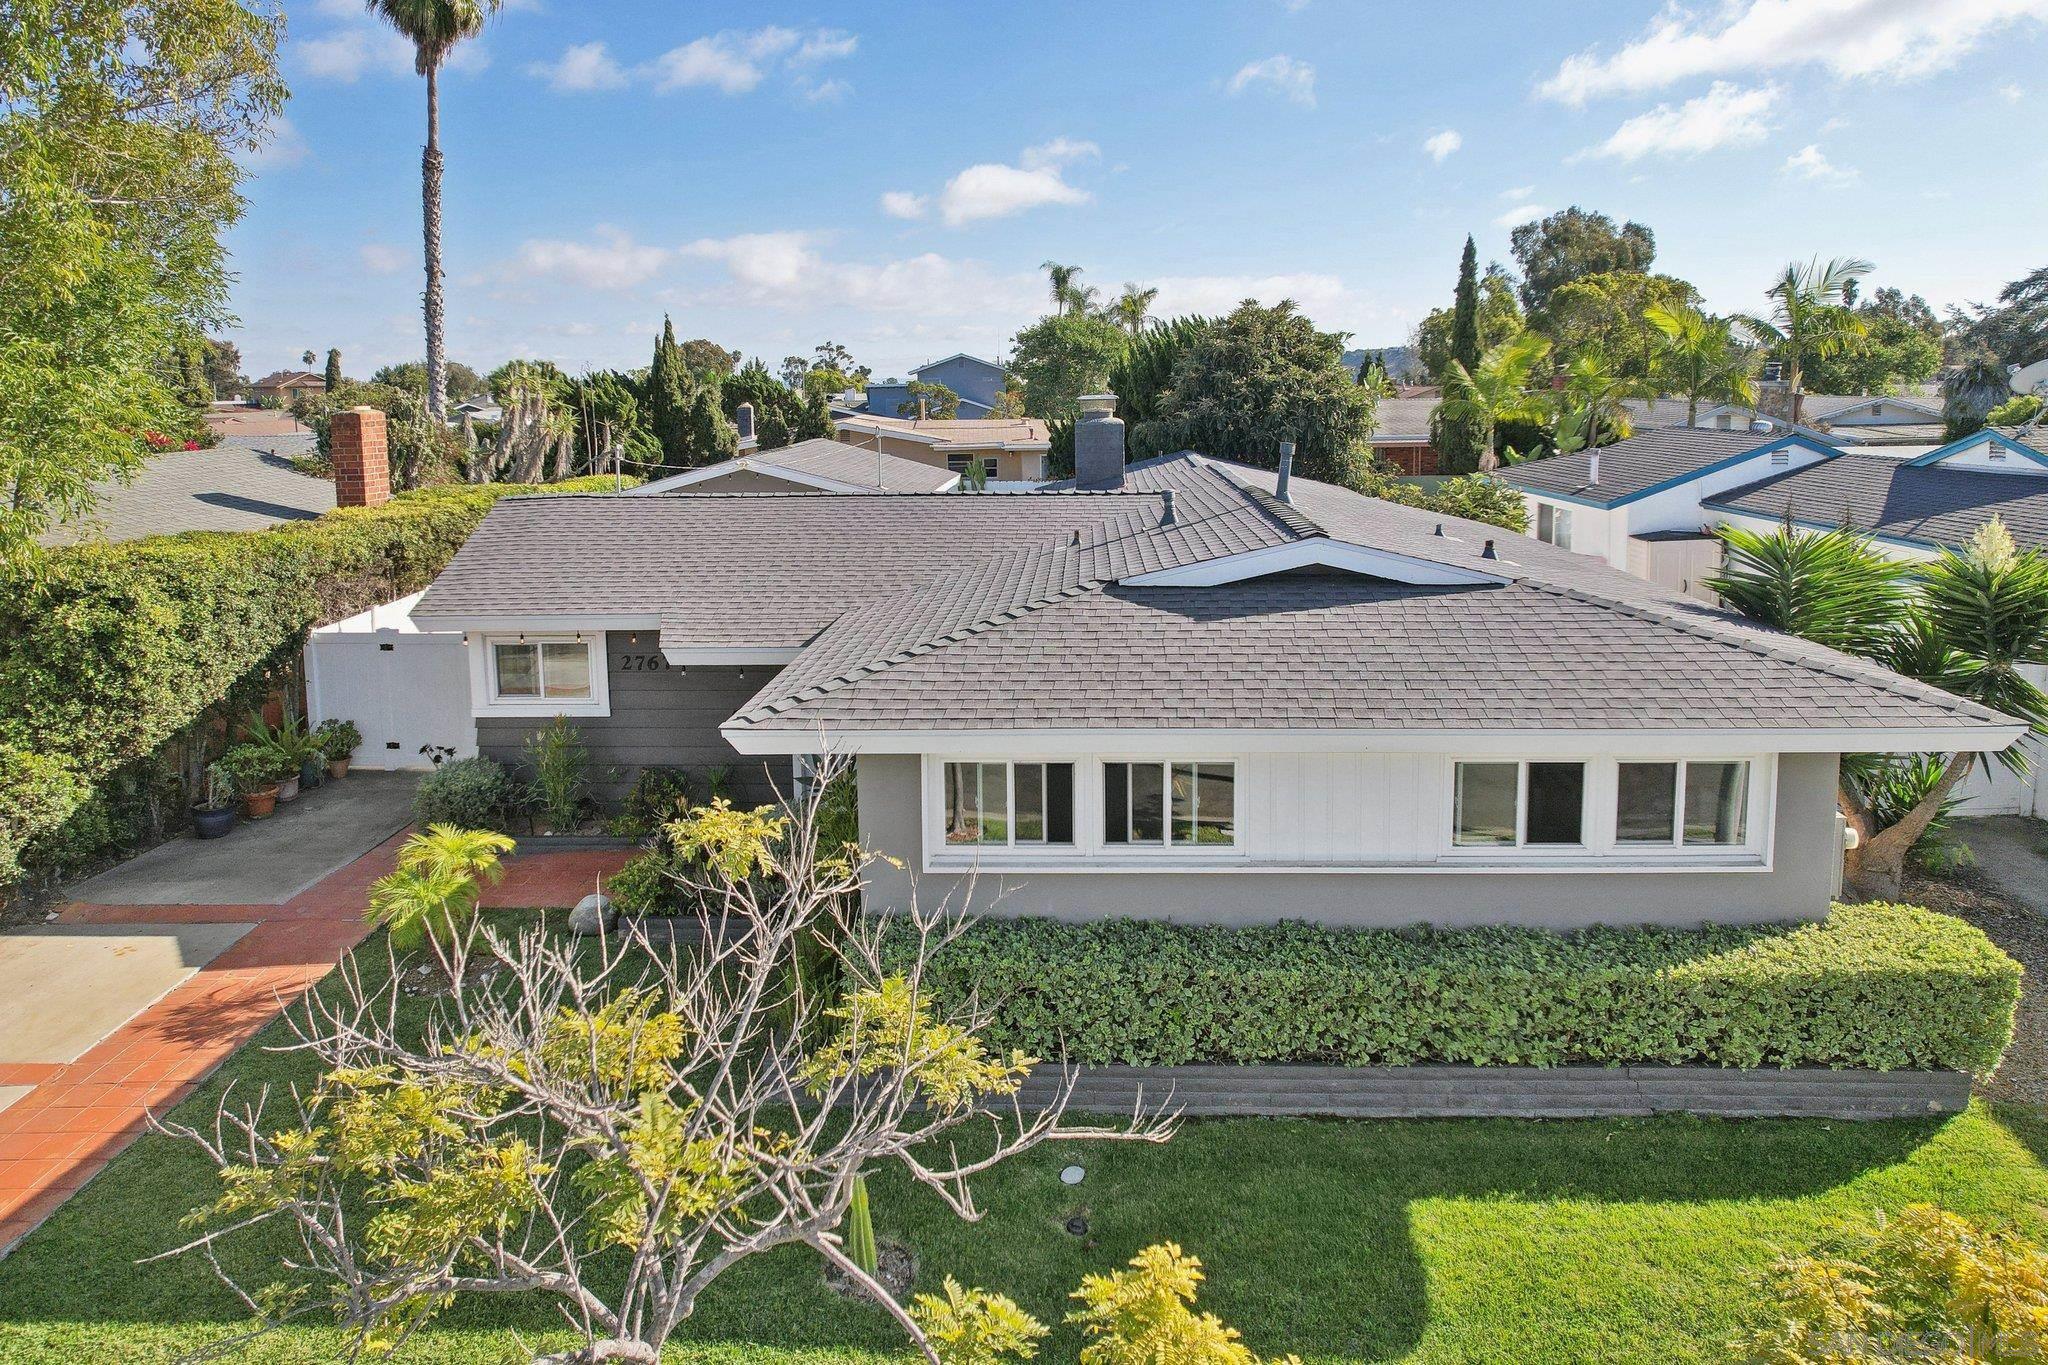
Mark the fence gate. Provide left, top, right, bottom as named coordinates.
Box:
left=305, top=591, right=476, bottom=771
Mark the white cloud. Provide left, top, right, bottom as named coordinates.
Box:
left=879, top=190, right=929, bottom=220
left=938, top=163, right=1090, bottom=226
left=1540, top=0, right=2048, bottom=104
left=1148, top=272, right=1351, bottom=320
left=799, top=76, right=851, bottom=102
left=528, top=41, right=626, bottom=92
left=359, top=243, right=407, bottom=275
left=1500, top=184, right=1535, bottom=201
left=1494, top=202, right=1551, bottom=227
left=298, top=22, right=489, bottom=81
left=1423, top=128, right=1462, bottom=162
left=647, top=25, right=850, bottom=95
left=680, top=233, right=1040, bottom=317
left=2001, top=82, right=2027, bottom=102
left=1578, top=82, right=1779, bottom=161
left=1020, top=137, right=1101, bottom=170
left=511, top=227, right=672, bottom=290
left=1783, top=143, right=1859, bottom=185
left=1228, top=54, right=1316, bottom=107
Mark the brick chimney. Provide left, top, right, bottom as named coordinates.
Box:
left=1074, top=393, right=1125, bottom=490
left=329, top=407, right=390, bottom=508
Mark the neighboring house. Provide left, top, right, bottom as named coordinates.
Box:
left=1691, top=393, right=1946, bottom=448
left=1365, top=397, right=1440, bottom=475
left=250, top=370, right=327, bottom=404
left=409, top=402, right=2015, bottom=929
left=629, top=437, right=960, bottom=495
left=861, top=353, right=1010, bottom=419
left=39, top=434, right=335, bottom=546
left=1498, top=428, right=1838, bottom=598
left=450, top=399, right=503, bottom=425
left=832, top=413, right=1051, bottom=482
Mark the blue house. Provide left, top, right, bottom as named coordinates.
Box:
left=861, top=353, right=1009, bottom=419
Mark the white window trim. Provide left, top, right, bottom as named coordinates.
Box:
left=1440, top=755, right=1770, bottom=865
left=1100, top=759, right=1239, bottom=852
left=1612, top=757, right=1758, bottom=852
left=1450, top=759, right=1590, bottom=854
left=467, top=632, right=611, bottom=718
left=939, top=760, right=1077, bottom=850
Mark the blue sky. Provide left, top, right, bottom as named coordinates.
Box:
left=230, top=0, right=2048, bottom=384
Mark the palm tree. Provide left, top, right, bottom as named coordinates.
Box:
left=367, top=0, right=503, bottom=423
left=398, top=823, right=515, bottom=884
left=1551, top=350, right=1652, bottom=453
left=1733, top=256, right=1873, bottom=428
left=1707, top=517, right=2048, bottom=897
left=1041, top=261, right=1085, bottom=314
left=1109, top=284, right=1158, bottom=334
left=1434, top=332, right=1552, bottom=471
left=1646, top=303, right=1758, bottom=425
left=1943, top=348, right=2013, bottom=439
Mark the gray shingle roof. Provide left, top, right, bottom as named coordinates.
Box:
left=1367, top=397, right=1438, bottom=441
left=637, top=438, right=958, bottom=494
left=731, top=453, right=2008, bottom=738
left=1620, top=397, right=1696, bottom=429
left=39, top=436, right=332, bottom=546
left=1497, top=428, right=1786, bottom=506
left=1704, top=452, right=2048, bottom=552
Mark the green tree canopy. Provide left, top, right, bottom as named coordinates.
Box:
left=371, top=359, right=488, bottom=401
left=1450, top=236, right=1481, bottom=371
left=1412, top=265, right=1523, bottom=384
left=1010, top=310, right=1129, bottom=419
left=1544, top=271, right=1701, bottom=379
left=898, top=380, right=960, bottom=419
left=1799, top=287, right=1943, bottom=395
left=0, top=0, right=285, bottom=567
left=1150, top=300, right=1377, bottom=483
left=1509, top=207, right=1657, bottom=315
left=1948, top=264, right=2048, bottom=368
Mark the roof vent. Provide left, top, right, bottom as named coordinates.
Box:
left=1588, top=449, right=1600, bottom=485
left=1750, top=419, right=1773, bottom=434
left=1433, top=522, right=1445, bottom=536
left=1070, top=529, right=1081, bottom=546
left=1159, top=488, right=1177, bottom=527
left=1276, top=440, right=1296, bottom=504
left=1480, top=539, right=1498, bottom=560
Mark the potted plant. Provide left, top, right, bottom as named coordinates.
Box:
left=193, top=762, right=238, bottom=839
left=316, top=719, right=362, bottom=779
left=219, top=744, right=280, bottom=819
left=244, top=711, right=309, bottom=802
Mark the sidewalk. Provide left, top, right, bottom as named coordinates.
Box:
left=0, top=835, right=633, bottom=1256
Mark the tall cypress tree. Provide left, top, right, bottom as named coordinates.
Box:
left=1449, top=236, right=1480, bottom=372
left=647, top=315, right=692, bottom=465
left=323, top=348, right=342, bottom=392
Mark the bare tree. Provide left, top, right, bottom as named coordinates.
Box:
left=151, top=757, right=1174, bottom=1364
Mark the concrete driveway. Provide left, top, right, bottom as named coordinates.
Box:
left=0, top=924, right=252, bottom=1064
left=65, top=772, right=416, bottom=906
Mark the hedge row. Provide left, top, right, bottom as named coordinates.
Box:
left=888, top=904, right=2021, bottom=1076
left=0, top=476, right=630, bottom=889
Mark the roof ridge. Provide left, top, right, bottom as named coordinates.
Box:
left=735, top=562, right=1107, bottom=724
left=1190, top=456, right=1328, bottom=540
left=1510, top=579, right=2001, bottom=723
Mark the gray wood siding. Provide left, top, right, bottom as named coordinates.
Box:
left=477, top=633, right=787, bottom=807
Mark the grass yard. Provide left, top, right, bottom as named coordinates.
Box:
left=0, top=924, right=2044, bottom=1363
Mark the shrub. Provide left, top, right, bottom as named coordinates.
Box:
left=313, top=719, right=361, bottom=762
left=412, top=757, right=510, bottom=831
left=889, top=904, right=2020, bottom=1075
left=606, top=849, right=680, bottom=917
left=616, top=765, right=694, bottom=838
left=523, top=715, right=588, bottom=830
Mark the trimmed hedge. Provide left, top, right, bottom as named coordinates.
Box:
left=0, top=476, right=631, bottom=890
left=890, top=904, right=2021, bottom=1076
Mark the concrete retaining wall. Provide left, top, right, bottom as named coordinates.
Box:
left=1016, top=1063, right=1971, bottom=1121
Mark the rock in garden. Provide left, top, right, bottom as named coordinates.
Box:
left=569, top=892, right=614, bottom=936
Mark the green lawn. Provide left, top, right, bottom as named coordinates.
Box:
left=0, top=926, right=2044, bottom=1363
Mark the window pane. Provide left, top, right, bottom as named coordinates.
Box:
left=494, top=643, right=539, bottom=697
left=1684, top=761, right=1749, bottom=845
left=1537, top=504, right=1554, bottom=542
left=1045, top=764, right=1074, bottom=844
left=1171, top=762, right=1196, bottom=843
left=976, top=762, right=1009, bottom=843
left=1454, top=763, right=1518, bottom=847
left=540, top=641, right=591, bottom=698
left=1554, top=507, right=1573, bottom=550
left=1015, top=763, right=1045, bottom=843
left=1617, top=762, right=1678, bottom=844
left=1104, top=763, right=1129, bottom=844
left=1526, top=763, right=1585, bottom=845
left=1129, top=763, right=1165, bottom=843
left=944, top=763, right=975, bottom=844
left=1194, top=763, right=1235, bottom=845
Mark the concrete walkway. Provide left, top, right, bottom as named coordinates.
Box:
left=0, top=820, right=634, bottom=1257
left=1952, top=817, right=2048, bottom=910
left=66, top=772, right=416, bottom=906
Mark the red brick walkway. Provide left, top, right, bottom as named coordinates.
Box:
left=0, top=836, right=633, bottom=1256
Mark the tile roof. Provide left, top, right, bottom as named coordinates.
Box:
left=1497, top=428, right=1786, bottom=506
left=731, top=453, right=2008, bottom=739
left=1367, top=397, right=1438, bottom=440
left=39, top=437, right=333, bottom=546
left=1621, top=397, right=1696, bottom=428
left=1703, top=451, right=2048, bottom=552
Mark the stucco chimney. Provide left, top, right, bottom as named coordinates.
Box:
left=1074, top=393, right=1124, bottom=490
left=329, top=407, right=389, bottom=508
left=1276, top=440, right=1296, bottom=503
left=735, top=402, right=756, bottom=444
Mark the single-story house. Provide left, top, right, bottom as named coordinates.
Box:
left=40, top=434, right=335, bottom=546
left=859, top=353, right=1010, bottom=420
left=629, top=437, right=960, bottom=495
left=407, top=397, right=2017, bottom=929
left=1364, top=397, right=1440, bottom=475
left=251, top=370, right=327, bottom=404
left=832, top=413, right=1051, bottom=483
left=1691, top=392, right=1946, bottom=448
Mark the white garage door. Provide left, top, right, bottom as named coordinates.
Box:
left=306, top=592, right=476, bottom=771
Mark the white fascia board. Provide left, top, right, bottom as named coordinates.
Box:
left=835, top=419, right=945, bottom=446
left=1124, top=539, right=1505, bottom=588
left=411, top=612, right=660, bottom=634
left=631, top=459, right=871, bottom=495
left=722, top=723, right=2027, bottom=756
left=660, top=646, right=799, bottom=666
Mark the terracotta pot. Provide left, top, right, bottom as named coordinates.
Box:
left=243, top=786, right=279, bottom=820
left=275, top=774, right=301, bottom=802
left=328, top=757, right=351, bottom=779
